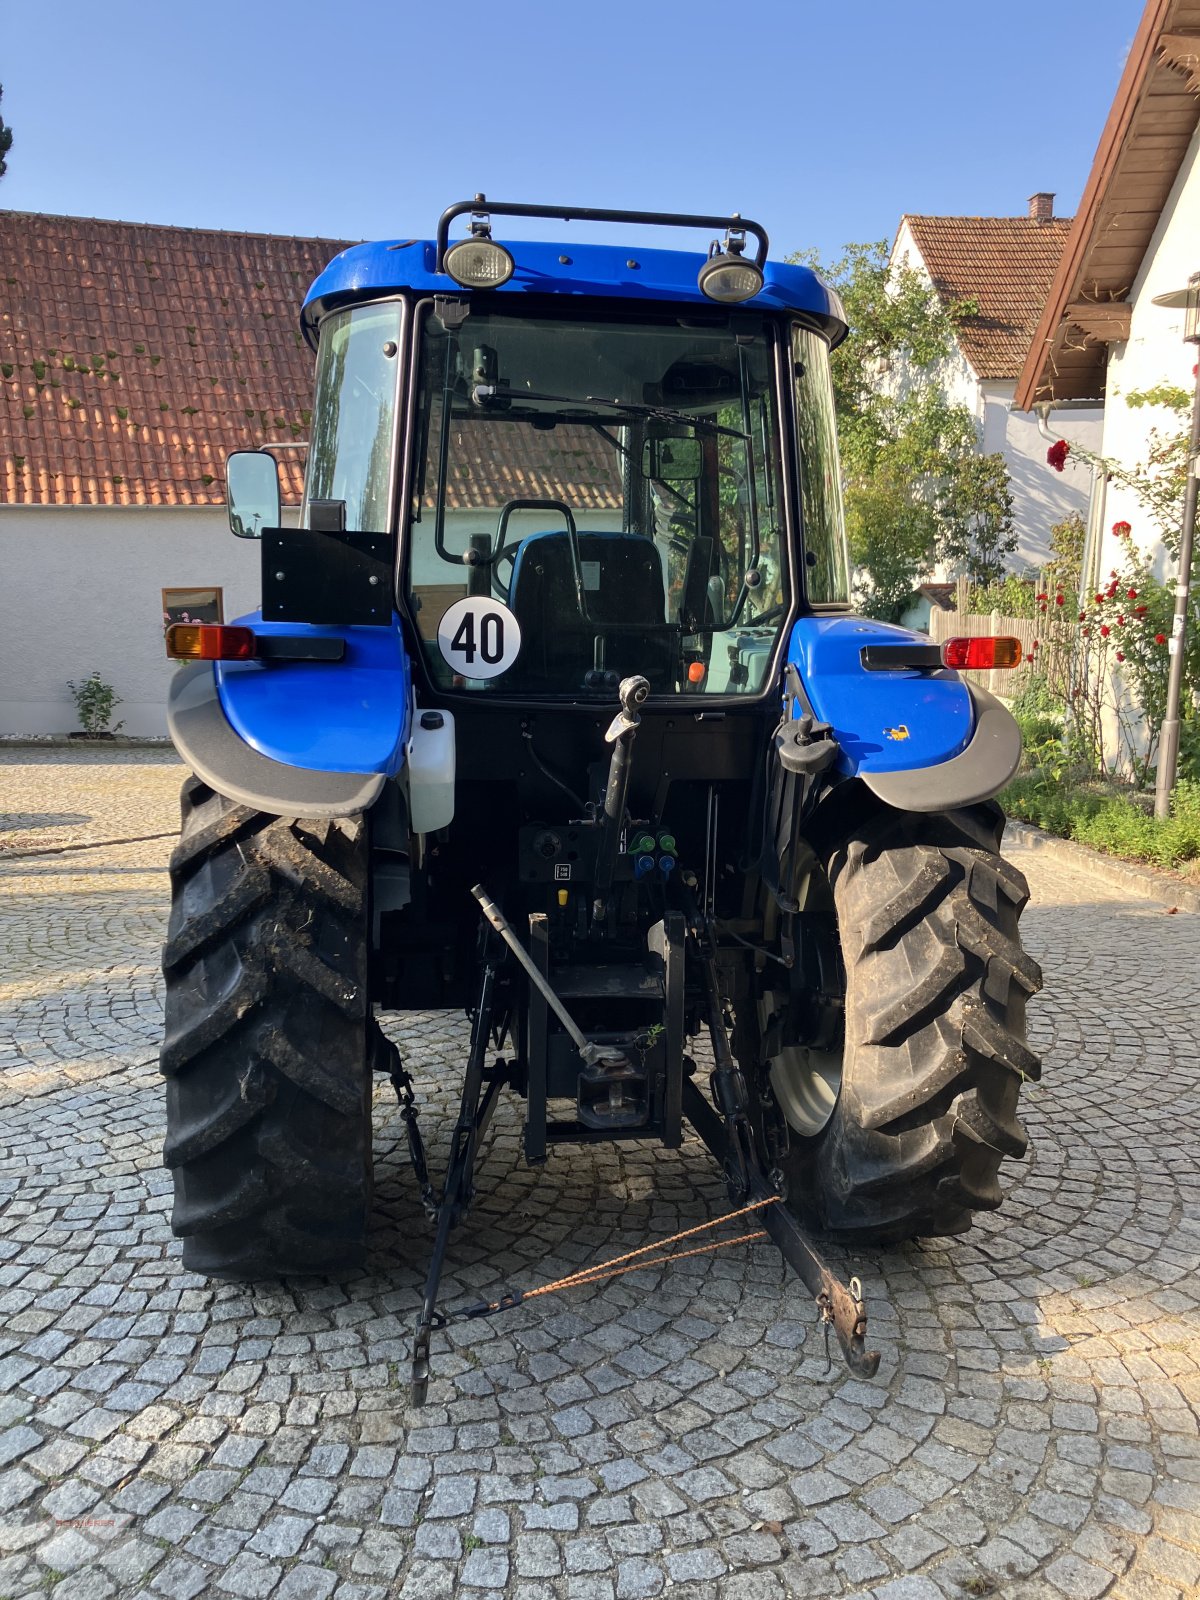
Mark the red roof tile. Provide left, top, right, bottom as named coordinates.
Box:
left=1, top=210, right=623, bottom=513
left=901, top=215, right=1074, bottom=380
left=1, top=211, right=351, bottom=506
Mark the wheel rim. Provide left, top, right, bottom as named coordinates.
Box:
left=760, top=991, right=842, bottom=1137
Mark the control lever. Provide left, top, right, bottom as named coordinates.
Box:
left=591, top=674, right=650, bottom=932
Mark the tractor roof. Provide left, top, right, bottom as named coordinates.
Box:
left=300, top=239, right=846, bottom=349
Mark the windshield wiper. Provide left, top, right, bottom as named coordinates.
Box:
left=471, top=384, right=749, bottom=440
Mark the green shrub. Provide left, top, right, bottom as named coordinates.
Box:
left=1001, top=771, right=1200, bottom=870
left=67, top=672, right=123, bottom=736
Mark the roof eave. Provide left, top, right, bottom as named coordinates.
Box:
left=1014, top=0, right=1174, bottom=411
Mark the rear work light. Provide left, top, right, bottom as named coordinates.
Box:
left=166, top=624, right=257, bottom=661
left=941, top=635, right=1023, bottom=670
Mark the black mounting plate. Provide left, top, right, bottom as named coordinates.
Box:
left=261, top=527, right=394, bottom=626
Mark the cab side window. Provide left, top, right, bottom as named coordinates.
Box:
left=792, top=325, right=850, bottom=606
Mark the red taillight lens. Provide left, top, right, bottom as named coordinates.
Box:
left=941, top=635, right=1023, bottom=670
left=166, top=624, right=257, bottom=661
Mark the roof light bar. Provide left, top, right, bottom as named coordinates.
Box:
left=941, top=636, right=1023, bottom=670
left=166, top=624, right=257, bottom=662
left=435, top=195, right=770, bottom=275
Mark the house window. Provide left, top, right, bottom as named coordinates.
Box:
left=163, top=587, right=224, bottom=629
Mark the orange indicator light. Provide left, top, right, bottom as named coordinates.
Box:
left=166, top=624, right=257, bottom=661
left=687, top=661, right=706, bottom=684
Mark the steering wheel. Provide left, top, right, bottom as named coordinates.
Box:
left=490, top=498, right=579, bottom=603
left=492, top=545, right=518, bottom=601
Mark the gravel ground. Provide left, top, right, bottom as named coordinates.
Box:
left=0, top=748, right=1197, bottom=1600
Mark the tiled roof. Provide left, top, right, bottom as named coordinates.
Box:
left=1, top=211, right=352, bottom=506
left=1, top=210, right=624, bottom=512
left=902, top=215, right=1074, bottom=380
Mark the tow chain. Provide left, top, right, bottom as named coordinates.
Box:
left=389, top=1062, right=438, bottom=1219
left=449, top=1196, right=783, bottom=1323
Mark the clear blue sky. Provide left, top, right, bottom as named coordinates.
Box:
left=3, top=0, right=1138, bottom=264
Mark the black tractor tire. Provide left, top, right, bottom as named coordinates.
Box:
left=744, top=802, right=1042, bottom=1244
left=159, top=775, right=374, bottom=1278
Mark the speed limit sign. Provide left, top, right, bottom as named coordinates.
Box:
left=436, top=597, right=522, bottom=680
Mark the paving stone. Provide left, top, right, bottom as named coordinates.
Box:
left=0, top=1424, right=42, bottom=1467
left=614, top=1557, right=665, bottom=1598
left=664, top=1547, right=726, bottom=1581
left=247, top=1515, right=314, bottom=1558
left=274, top=1567, right=338, bottom=1600
left=215, top=1551, right=283, bottom=1597
left=2, top=762, right=1198, bottom=1600
left=1043, top=1552, right=1116, bottom=1599
left=460, top=1549, right=510, bottom=1589
left=473, top=1508, right=511, bottom=1544
left=150, top=1557, right=210, bottom=1600
left=35, top=1529, right=100, bottom=1572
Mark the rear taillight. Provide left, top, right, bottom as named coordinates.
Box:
left=941, top=635, right=1023, bottom=670
left=166, top=624, right=257, bottom=661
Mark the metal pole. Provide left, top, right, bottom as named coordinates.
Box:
left=1153, top=366, right=1200, bottom=819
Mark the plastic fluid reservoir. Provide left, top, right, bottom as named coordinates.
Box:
left=408, top=709, right=456, bottom=833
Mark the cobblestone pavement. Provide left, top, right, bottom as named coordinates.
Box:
left=1, top=749, right=1197, bottom=1600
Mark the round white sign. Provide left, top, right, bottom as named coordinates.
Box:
left=436, top=596, right=522, bottom=680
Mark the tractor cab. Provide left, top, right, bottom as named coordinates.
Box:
left=233, top=198, right=854, bottom=713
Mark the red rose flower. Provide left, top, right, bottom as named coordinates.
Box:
left=1155, top=633, right=1167, bottom=645
left=1135, top=605, right=1148, bottom=615
left=1116, top=651, right=1125, bottom=662
left=1100, top=625, right=1110, bottom=637
left=1127, top=588, right=1137, bottom=600
left=1036, top=593, right=1047, bottom=602
left=1054, top=594, right=1064, bottom=606
left=1047, top=439, right=1070, bottom=471
left=1116, top=615, right=1125, bottom=626
left=1112, top=521, right=1131, bottom=538
left=1078, top=609, right=1087, bottom=621
left=1094, top=594, right=1103, bottom=605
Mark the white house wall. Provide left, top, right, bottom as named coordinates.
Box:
left=1095, top=122, right=1200, bottom=581
left=891, top=221, right=1103, bottom=574
left=981, top=382, right=1101, bottom=571
left=0, top=506, right=274, bottom=737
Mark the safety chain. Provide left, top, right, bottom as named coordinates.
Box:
left=389, top=1064, right=438, bottom=1219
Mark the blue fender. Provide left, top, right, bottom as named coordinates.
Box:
left=165, top=615, right=413, bottom=819
left=215, top=614, right=412, bottom=776
left=787, top=616, right=1021, bottom=811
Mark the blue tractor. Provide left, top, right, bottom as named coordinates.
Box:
left=161, top=199, right=1042, bottom=1402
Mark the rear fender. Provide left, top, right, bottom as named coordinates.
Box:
left=166, top=615, right=412, bottom=819
left=787, top=616, right=1021, bottom=813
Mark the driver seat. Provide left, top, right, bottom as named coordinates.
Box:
left=507, top=530, right=673, bottom=689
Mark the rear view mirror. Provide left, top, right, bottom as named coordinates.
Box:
left=227, top=450, right=281, bottom=539
left=642, top=436, right=702, bottom=482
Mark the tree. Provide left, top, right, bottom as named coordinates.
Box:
left=940, top=451, right=1018, bottom=584
left=0, top=86, right=12, bottom=182
left=791, top=240, right=1015, bottom=617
